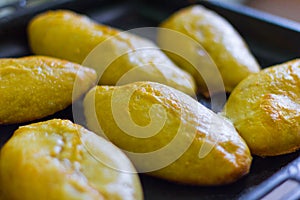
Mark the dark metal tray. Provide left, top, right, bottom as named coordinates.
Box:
left=0, top=0, right=299, bottom=199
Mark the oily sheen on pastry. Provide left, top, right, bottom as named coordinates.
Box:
left=0, top=119, right=143, bottom=200
left=0, top=56, right=96, bottom=124
left=159, top=5, right=260, bottom=93
left=224, top=59, right=300, bottom=156
left=28, top=10, right=196, bottom=96
left=83, top=81, right=252, bottom=185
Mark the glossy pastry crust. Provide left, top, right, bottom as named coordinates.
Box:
left=0, top=119, right=143, bottom=200
left=159, top=5, right=260, bottom=93
left=84, top=81, right=252, bottom=185
left=28, top=10, right=117, bottom=64
left=224, top=59, right=300, bottom=156
left=28, top=10, right=196, bottom=96
left=0, top=56, right=96, bottom=124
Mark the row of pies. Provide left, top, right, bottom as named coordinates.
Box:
left=0, top=6, right=299, bottom=200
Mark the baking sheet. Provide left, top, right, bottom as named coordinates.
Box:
left=0, top=0, right=299, bottom=199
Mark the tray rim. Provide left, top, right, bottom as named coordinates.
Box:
left=201, top=0, right=300, bottom=33
left=1, top=0, right=300, bottom=34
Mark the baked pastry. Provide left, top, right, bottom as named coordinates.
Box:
left=0, top=119, right=143, bottom=200
left=28, top=10, right=196, bottom=96
left=83, top=81, right=252, bottom=185
left=224, top=59, right=300, bottom=156
left=0, top=56, right=96, bottom=124
left=159, top=5, right=260, bottom=93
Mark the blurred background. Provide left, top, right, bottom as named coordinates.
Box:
left=1, top=0, right=300, bottom=23
left=226, top=0, right=300, bottom=22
